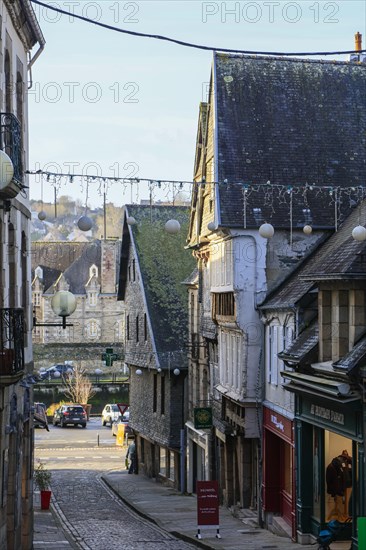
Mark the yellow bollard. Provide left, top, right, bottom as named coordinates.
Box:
left=116, top=423, right=125, bottom=446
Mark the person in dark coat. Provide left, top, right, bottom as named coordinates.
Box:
left=126, top=440, right=137, bottom=474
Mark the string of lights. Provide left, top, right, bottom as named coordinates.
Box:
left=26, top=170, right=366, bottom=201
left=30, top=0, right=366, bottom=58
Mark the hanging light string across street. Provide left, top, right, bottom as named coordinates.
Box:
left=30, top=0, right=366, bottom=57
left=25, top=169, right=366, bottom=197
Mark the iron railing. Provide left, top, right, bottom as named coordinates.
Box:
left=0, top=112, right=23, bottom=184
left=0, top=308, right=25, bottom=376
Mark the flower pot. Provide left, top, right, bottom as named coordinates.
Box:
left=40, top=490, right=52, bottom=510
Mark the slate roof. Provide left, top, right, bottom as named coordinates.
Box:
left=213, top=53, right=366, bottom=228
left=261, top=200, right=366, bottom=310
left=119, top=205, right=196, bottom=369
left=34, top=266, right=61, bottom=293
left=278, top=321, right=318, bottom=365
left=32, top=241, right=101, bottom=294
left=333, top=334, right=366, bottom=374
left=62, top=241, right=101, bottom=294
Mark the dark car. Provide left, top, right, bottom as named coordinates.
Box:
left=40, top=364, right=74, bottom=381
left=53, top=405, right=87, bottom=428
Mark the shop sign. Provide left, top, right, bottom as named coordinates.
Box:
left=310, top=404, right=344, bottom=425
left=194, top=407, right=212, bottom=429
left=300, top=397, right=362, bottom=439
left=197, top=480, right=219, bottom=526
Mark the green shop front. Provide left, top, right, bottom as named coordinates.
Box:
left=294, top=391, right=363, bottom=548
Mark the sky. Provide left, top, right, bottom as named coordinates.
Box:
left=28, top=0, right=366, bottom=209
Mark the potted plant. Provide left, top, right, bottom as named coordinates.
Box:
left=34, top=460, right=52, bottom=510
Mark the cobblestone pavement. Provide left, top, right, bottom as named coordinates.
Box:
left=50, top=468, right=198, bottom=550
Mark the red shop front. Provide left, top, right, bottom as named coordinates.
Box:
left=262, top=407, right=295, bottom=539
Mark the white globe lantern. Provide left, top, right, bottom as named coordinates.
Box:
left=95, top=368, right=103, bottom=376
left=165, top=219, right=181, bottom=234
left=0, top=149, right=14, bottom=190
left=53, top=370, right=61, bottom=378
left=51, top=290, right=77, bottom=328
left=77, top=215, right=93, bottom=231
left=38, top=210, right=47, bottom=221
left=352, top=225, right=366, bottom=241
left=136, top=369, right=143, bottom=376
left=127, top=216, right=136, bottom=225
left=207, top=222, right=216, bottom=231
left=259, top=223, right=274, bottom=239
left=173, top=368, right=180, bottom=376
left=303, top=225, right=313, bottom=235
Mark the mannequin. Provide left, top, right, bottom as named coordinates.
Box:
left=326, top=450, right=352, bottom=522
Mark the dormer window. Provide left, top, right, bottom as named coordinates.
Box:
left=253, top=208, right=263, bottom=225
left=35, top=266, right=43, bottom=279
left=89, top=264, right=98, bottom=278
left=302, top=208, right=312, bottom=225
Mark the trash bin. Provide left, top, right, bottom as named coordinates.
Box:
left=116, top=423, right=125, bottom=446
left=358, top=517, right=366, bottom=549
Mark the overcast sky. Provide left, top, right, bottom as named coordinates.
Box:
left=28, top=0, right=365, bottom=208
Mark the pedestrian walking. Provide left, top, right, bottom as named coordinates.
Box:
left=126, top=440, right=137, bottom=474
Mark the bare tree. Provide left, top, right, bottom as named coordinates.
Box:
left=63, top=366, right=96, bottom=404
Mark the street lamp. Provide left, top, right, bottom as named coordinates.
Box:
left=0, top=149, right=14, bottom=191
left=51, top=291, right=77, bottom=328
left=33, top=290, right=77, bottom=330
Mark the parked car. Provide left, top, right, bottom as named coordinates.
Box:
left=111, top=414, right=133, bottom=437
left=53, top=404, right=87, bottom=428
left=101, top=404, right=121, bottom=426
left=40, top=364, right=74, bottom=381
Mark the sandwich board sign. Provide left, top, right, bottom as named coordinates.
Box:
left=196, top=480, right=221, bottom=540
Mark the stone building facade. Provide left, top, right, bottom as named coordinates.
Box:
left=31, top=239, right=125, bottom=372
left=117, top=205, right=195, bottom=488
left=0, top=1, right=45, bottom=548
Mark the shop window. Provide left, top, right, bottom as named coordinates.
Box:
left=324, top=431, right=353, bottom=523
left=169, top=451, right=175, bottom=482
left=159, top=447, right=166, bottom=476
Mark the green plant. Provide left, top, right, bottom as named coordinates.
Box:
left=34, top=461, right=51, bottom=491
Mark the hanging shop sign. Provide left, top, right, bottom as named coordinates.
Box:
left=194, top=407, right=213, bottom=429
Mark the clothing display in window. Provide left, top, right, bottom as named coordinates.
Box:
left=326, top=450, right=352, bottom=522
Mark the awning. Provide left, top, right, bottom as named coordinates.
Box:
left=281, top=371, right=359, bottom=402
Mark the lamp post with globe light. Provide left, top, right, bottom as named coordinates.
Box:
left=33, top=290, right=77, bottom=329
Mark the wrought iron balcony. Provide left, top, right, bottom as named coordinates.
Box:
left=0, top=308, right=25, bottom=385
left=0, top=112, right=23, bottom=186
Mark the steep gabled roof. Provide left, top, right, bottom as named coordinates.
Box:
left=261, top=200, right=366, bottom=310
left=62, top=241, right=101, bottom=294
left=118, top=205, right=196, bottom=368
left=213, top=53, right=366, bottom=228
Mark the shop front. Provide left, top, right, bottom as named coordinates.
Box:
left=262, top=406, right=295, bottom=539
left=295, top=392, right=363, bottom=548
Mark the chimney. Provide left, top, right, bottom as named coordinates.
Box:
left=350, top=32, right=365, bottom=63
left=355, top=32, right=362, bottom=52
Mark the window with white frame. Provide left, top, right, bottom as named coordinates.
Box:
left=219, top=330, right=243, bottom=391
left=267, top=325, right=279, bottom=385
left=33, top=291, right=41, bottom=307
left=86, top=320, right=100, bottom=339
left=210, top=240, right=233, bottom=289
left=115, top=316, right=126, bottom=342
left=88, top=291, right=97, bottom=306
left=266, top=324, right=294, bottom=385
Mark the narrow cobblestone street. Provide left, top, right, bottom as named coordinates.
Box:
left=49, top=468, right=197, bottom=550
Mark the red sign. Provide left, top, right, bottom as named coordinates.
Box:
left=197, top=481, right=219, bottom=526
